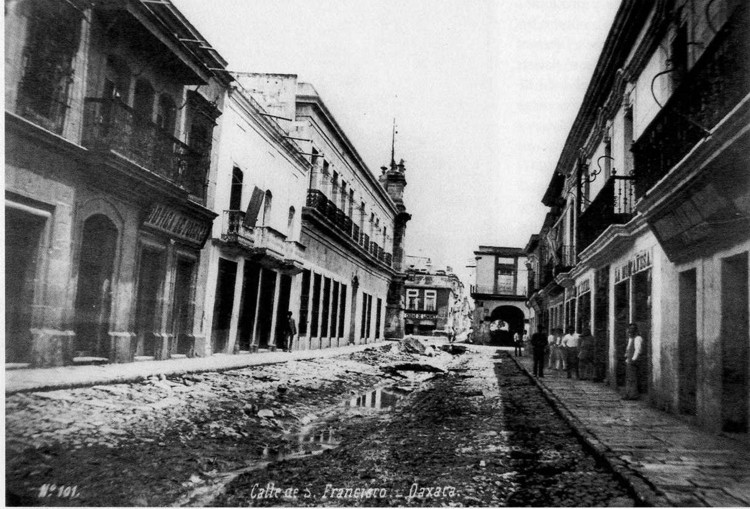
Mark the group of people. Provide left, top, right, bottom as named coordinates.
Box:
left=530, top=326, right=595, bottom=380
left=529, top=323, right=645, bottom=399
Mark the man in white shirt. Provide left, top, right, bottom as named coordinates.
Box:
left=561, top=327, right=580, bottom=379
left=623, top=323, right=644, bottom=400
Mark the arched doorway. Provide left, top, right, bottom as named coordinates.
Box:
left=489, top=305, right=525, bottom=346
left=74, top=214, right=118, bottom=358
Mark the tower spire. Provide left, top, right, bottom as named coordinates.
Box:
left=390, top=118, right=397, bottom=167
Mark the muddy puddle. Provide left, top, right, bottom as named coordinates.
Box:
left=176, top=384, right=413, bottom=506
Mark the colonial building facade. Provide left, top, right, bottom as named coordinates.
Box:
left=5, top=1, right=412, bottom=369
left=403, top=259, right=470, bottom=337
left=526, top=0, right=749, bottom=433
left=5, top=0, right=231, bottom=367
left=469, top=246, right=529, bottom=346
left=233, top=74, right=410, bottom=350
left=198, top=84, right=309, bottom=356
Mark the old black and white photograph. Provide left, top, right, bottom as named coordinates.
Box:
left=4, top=0, right=750, bottom=506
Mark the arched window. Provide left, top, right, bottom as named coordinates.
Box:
left=287, top=206, right=296, bottom=237
left=262, top=191, right=273, bottom=226
left=156, top=94, right=177, bottom=135
left=229, top=167, right=243, bottom=211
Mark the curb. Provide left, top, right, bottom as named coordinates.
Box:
left=6, top=342, right=390, bottom=395
left=509, top=354, right=669, bottom=507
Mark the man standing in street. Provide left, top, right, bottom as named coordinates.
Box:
left=561, top=326, right=580, bottom=379
left=283, top=311, right=297, bottom=352
left=531, top=325, right=548, bottom=378
left=623, top=323, right=644, bottom=399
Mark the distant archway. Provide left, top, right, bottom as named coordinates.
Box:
left=489, top=305, right=525, bottom=346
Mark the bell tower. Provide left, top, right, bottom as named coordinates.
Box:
left=381, top=121, right=411, bottom=339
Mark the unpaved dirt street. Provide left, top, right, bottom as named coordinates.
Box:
left=6, top=341, right=634, bottom=507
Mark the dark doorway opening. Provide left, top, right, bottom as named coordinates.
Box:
left=614, top=280, right=629, bottom=387
left=679, top=269, right=698, bottom=415
left=273, top=274, right=292, bottom=348
left=211, top=258, right=237, bottom=353
left=135, top=247, right=164, bottom=357
left=721, top=253, right=748, bottom=433
left=594, top=266, right=610, bottom=382
left=256, top=268, right=277, bottom=348
left=172, top=258, right=195, bottom=356
left=75, top=215, right=118, bottom=358
left=6, top=208, right=46, bottom=363
left=633, top=269, right=651, bottom=394
left=238, top=262, right=260, bottom=351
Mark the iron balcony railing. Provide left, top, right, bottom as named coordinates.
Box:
left=221, top=210, right=254, bottom=249
left=221, top=210, right=304, bottom=263
left=632, top=6, right=750, bottom=199
left=578, top=176, right=636, bottom=252
left=82, top=97, right=208, bottom=201
left=305, top=189, right=392, bottom=267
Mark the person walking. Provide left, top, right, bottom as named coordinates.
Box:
left=561, top=327, right=580, bottom=379
left=623, top=323, right=644, bottom=400
left=578, top=328, right=595, bottom=380
left=282, top=311, right=297, bottom=352
left=531, top=325, right=548, bottom=377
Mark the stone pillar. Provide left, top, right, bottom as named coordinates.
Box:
left=30, top=329, right=75, bottom=367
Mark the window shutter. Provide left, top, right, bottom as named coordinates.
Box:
left=243, top=186, right=265, bottom=228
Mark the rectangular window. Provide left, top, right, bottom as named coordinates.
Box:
left=338, top=284, right=347, bottom=337
left=330, top=281, right=339, bottom=338
left=311, top=273, right=321, bottom=337
left=424, top=290, right=437, bottom=311
left=321, top=277, right=331, bottom=336
left=407, top=289, right=419, bottom=310
left=299, top=269, right=310, bottom=336
left=375, top=298, right=382, bottom=339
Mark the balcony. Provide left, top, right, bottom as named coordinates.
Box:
left=304, top=189, right=392, bottom=267
left=221, top=210, right=254, bottom=249
left=220, top=210, right=306, bottom=272
left=578, top=176, right=635, bottom=252
left=632, top=8, right=750, bottom=199
left=82, top=98, right=208, bottom=201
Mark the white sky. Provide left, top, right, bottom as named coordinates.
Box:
left=174, top=0, right=621, bottom=284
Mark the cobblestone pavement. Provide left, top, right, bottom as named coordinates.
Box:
left=514, top=353, right=750, bottom=506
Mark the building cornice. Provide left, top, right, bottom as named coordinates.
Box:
left=296, top=93, right=401, bottom=216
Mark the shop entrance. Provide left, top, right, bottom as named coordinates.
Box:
left=633, top=269, right=652, bottom=394
left=614, top=280, right=629, bottom=386
left=256, top=268, right=277, bottom=349
left=171, top=258, right=195, bottom=356
left=74, top=215, right=118, bottom=359
left=273, top=274, right=292, bottom=348
left=135, top=248, right=164, bottom=357
left=593, top=266, right=610, bottom=382
left=237, top=262, right=261, bottom=351
left=6, top=208, right=46, bottom=363
left=721, top=253, right=748, bottom=433
left=678, top=269, right=698, bottom=415
left=211, top=258, right=237, bottom=353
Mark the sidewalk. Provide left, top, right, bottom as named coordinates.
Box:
left=5, top=342, right=389, bottom=394
left=512, top=354, right=750, bottom=507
